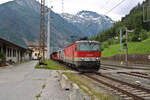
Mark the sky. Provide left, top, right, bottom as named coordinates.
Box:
left=0, top=0, right=146, bottom=21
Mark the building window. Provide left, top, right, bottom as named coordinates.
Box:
left=0, top=47, right=1, bottom=53
left=7, top=48, right=9, bottom=57
left=13, top=49, right=16, bottom=57
left=15, top=50, right=16, bottom=57
left=10, top=48, right=12, bottom=57
left=13, top=49, right=15, bottom=57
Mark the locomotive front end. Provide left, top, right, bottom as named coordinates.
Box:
left=75, top=41, right=101, bottom=71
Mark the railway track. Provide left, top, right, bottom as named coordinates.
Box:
left=101, top=63, right=150, bottom=70
left=131, top=72, right=150, bottom=76
left=83, top=73, right=150, bottom=100
left=55, top=61, right=150, bottom=99
left=101, top=65, right=118, bottom=70
left=118, top=72, right=150, bottom=80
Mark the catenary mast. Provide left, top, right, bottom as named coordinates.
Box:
left=40, top=0, right=46, bottom=60
left=47, top=7, right=51, bottom=59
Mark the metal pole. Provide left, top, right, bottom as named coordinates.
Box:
left=47, top=8, right=50, bottom=59
left=120, top=28, right=122, bottom=52
left=125, top=28, right=128, bottom=66
left=149, top=0, right=150, bottom=30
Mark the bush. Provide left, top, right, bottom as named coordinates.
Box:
left=140, top=29, right=148, bottom=41
left=146, top=31, right=150, bottom=38
left=0, top=52, right=6, bottom=64
left=101, top=41, right=109, bottom=51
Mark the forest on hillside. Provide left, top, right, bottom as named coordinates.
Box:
left=92, top=0, right=150, bottom=51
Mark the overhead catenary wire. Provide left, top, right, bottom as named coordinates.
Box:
left=105, top=0, right=127, bottom=14
left=62, top=0, right=64, bottom=15
left=100, top=0, right=111, bottom=10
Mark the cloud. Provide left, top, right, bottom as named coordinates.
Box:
left=0, top=0, right=13, bottom=4
left=50, top=0, right=145, bottom=21
left=0, top=0, right=146, bottom=21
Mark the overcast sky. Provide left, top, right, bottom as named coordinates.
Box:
left=0, top=0, right=146, bottom=21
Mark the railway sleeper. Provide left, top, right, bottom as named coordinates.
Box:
left=133, top=92, right=147, bottom=95
left=143, top=97, right=150, bottom=100
left=120, top=94, right=127, bottom=97
left=131, top=90, right=142, bottom=93
left=138, top=93, right=150, bottom=96
left=124, top=97, right=133, bottom=100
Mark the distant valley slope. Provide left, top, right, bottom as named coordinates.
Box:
left=0, top=0, right=113, bottom=49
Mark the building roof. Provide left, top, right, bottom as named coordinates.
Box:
left=75, top=40, right=100, bottom=44
left=0, top=37, right=28, bottom=50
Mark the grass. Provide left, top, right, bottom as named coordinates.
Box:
left=35, top=60, right=69, bottom=70
left=35, top=84, right=46, bottom=100
left=42, top=84, right=46, bottom=89
left=102, top=38, right=150, bottom=57
left=35, top=93, right=41, bottom=100
left=63, top=72, right=121, bottom=100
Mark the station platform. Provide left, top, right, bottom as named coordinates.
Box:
left=39, top=71, right=69, bottom=100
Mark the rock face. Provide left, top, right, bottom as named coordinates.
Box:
left=0, top=0, right=113, bottom=50
left=61, top=10, right=114, bottom=37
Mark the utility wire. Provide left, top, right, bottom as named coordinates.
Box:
left=61, top=0, right=64, bottom=17
left=100, top=0, right=111, bottom=10
left=105, top=0, right=127, bottom=14
left=114, top=1, right=131, bottom=17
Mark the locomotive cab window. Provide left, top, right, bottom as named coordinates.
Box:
left=78, top=42, right=100, bottom=51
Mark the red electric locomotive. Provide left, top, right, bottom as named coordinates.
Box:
left=50, top=52, right=59, bottom=61
left=64, top=40, right=101, bottom=72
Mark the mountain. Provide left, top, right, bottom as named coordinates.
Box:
left=0, top=0, right=84, bottom=49
left=61, top=10, right=114, bottom=37
left=0, top=0, right=113, bottom=50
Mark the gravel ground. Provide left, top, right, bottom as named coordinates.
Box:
left=99, top=68, right=150, bottom=74
left=99, top=67, right=150, bottom=90
left=105, top=72, right=150, bottom=89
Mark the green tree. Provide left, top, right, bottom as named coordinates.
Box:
left=140, top=29, right=148, bottom=40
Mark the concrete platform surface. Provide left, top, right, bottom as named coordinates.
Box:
left=39, top=71, right=69, bottom=100
left=0, top=61, right=68, bottom=100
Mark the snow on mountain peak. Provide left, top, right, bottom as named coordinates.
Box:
left=62, top=10, right=114, bottom=24
left=77, top=10, right=100, bottom=18
left=61, top=10, right=114, bottom=37
left=15, top=0, right=40, bottom=12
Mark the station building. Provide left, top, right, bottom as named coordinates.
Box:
left=28, top=42, right=47, bottom=59
left=0, top=37, right=32, bottom=63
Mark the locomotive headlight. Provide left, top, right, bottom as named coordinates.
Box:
left=96, top=57, right=100, bottom=60
left=81, top=57, right=85, bottom=61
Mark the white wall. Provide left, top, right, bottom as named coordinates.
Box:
left=5, top=47, right=31, bottom=63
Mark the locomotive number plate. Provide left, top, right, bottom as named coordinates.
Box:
left=87, top=54, right=93, bottom=56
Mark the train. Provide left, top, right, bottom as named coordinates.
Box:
left=50, top=40, right=101, bottom=72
